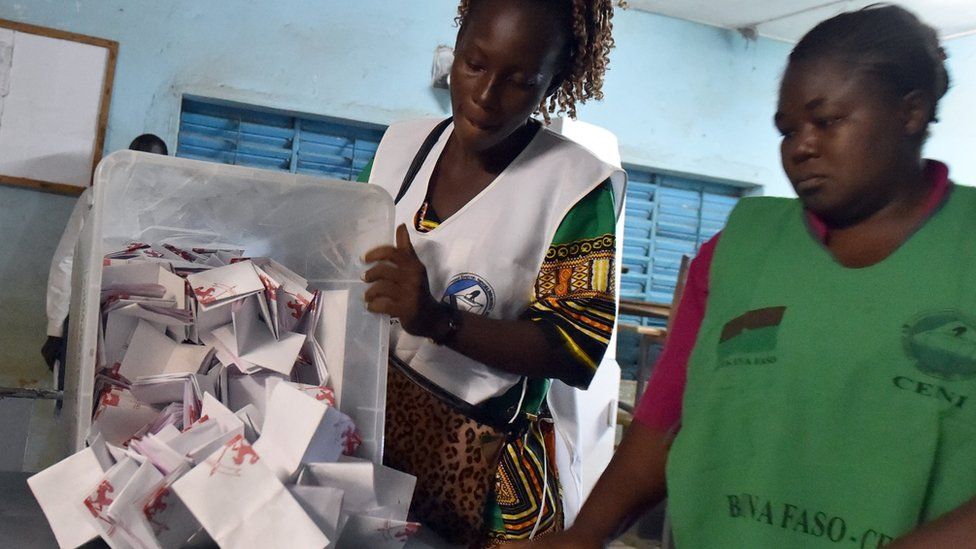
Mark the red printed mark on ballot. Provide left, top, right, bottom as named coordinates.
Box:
left=93, top=388, right=116, bottom=421
left=186, top=402, right=200, bottom=426
left=342, top=426, right=362, bottom=456
left=314, top=386, right=335, bottom=404
left=295, top=384, right=335, bottom=405
left=83, top=480, right=119, bottom=535
left=287, top=293, right=310, bottom=319
left=258, top=274, right=279, bottom=299
left=395, top=522, right=421, bottom=541
left=143, top=486, right=172, bottom=534
left=193, top=283, right=236, bottom=305
left=183, top=414, right=209, bottom=432
left=125, top=242, right=150, bottom=252
left=84, top=480, right=115, bottom=523
left=101, top=387, right=121, bottom=407
left=163, top=244, right=195, bottom=262
left=208, top=434, right=259, bottom=477
left=193, top=287, right=216, bottom=305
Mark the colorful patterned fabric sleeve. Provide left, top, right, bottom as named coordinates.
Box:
left=520, top=180, right=618, bottom=390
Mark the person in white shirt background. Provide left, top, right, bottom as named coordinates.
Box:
left=40, top=134, right=170, bottom=371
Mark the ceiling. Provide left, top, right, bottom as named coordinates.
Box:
left=623, top=0, right=976, bottom=43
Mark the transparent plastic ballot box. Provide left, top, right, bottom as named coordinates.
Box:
left=64, top=150, right=394, bottom=464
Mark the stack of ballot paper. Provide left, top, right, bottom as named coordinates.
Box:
left=30, top=242, right=418, bottom=549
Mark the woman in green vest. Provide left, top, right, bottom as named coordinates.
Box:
left=518, top=5, right=975, bottom=548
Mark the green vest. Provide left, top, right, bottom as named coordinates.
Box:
left=667, top=185, right=976, bottom=548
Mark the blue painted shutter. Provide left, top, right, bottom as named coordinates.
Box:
left=296, top=119, right=381, bottom=180
left=617, top=168, right=741, bottom=376
left=176, top=98, right=383, bottom=181
left=620, top=170, right=740, bottom=326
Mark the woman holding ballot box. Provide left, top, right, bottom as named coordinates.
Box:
left=361, top=0, right=624, bottom=545
left=523, top=5, right=976, bottom=548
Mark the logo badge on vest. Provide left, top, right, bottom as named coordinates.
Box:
left=717, top=306, right=786, bottom=368
left=902, top=310, right=976, bottom=381
left=441, top=273, right=495, bottom=317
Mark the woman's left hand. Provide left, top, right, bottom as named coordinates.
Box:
left=364, top=224, right=441, bottom=337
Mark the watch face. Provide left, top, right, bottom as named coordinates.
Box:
left=430, top=307, right=461, bottom=346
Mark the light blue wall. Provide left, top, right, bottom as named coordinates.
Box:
left=576, top=12, right=794, bottom=194
left=929, top=32, right=976, bottom=186
left=4, top=1, right=972, bottom=195
left=0, top=1, right=459, bottom=153
left=0, top=1, right=802, bottom=190
left=0, top=1, right=973, bottom=469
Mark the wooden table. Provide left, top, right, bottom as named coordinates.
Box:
left=619, top=298, right=672, bottom=404
left=618, top=299, right=671, bottom=321
left=617, top=322, right=668, bottom=410
left=617, top=256, right=691, bottom=407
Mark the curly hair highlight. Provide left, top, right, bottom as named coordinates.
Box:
left=455, top=0, right=616, bottom=121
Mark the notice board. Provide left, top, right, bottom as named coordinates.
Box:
left=0, top=19, right=117, bottom=196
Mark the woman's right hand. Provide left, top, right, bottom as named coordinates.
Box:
left=506, top=422, right=674, bottom=549
left=503, top=529, right=603, bottom=549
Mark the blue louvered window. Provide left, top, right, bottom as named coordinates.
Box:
left=176, top=98, right=384, bottom=181
left=620, top=168, right=743, bottom=326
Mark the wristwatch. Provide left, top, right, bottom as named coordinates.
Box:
left=430, top=305, right=462, bottom=346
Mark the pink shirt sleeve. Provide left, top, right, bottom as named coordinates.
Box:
left=632, top=233, right=719, bottom=433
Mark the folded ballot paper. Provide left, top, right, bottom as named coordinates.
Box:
left=30, top=242, right=418, bottom=549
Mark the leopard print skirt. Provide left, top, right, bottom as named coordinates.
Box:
left=384, top=359, right=510, bottom=547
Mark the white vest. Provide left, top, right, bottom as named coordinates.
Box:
left=369, top=118, right=625, bottom=404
